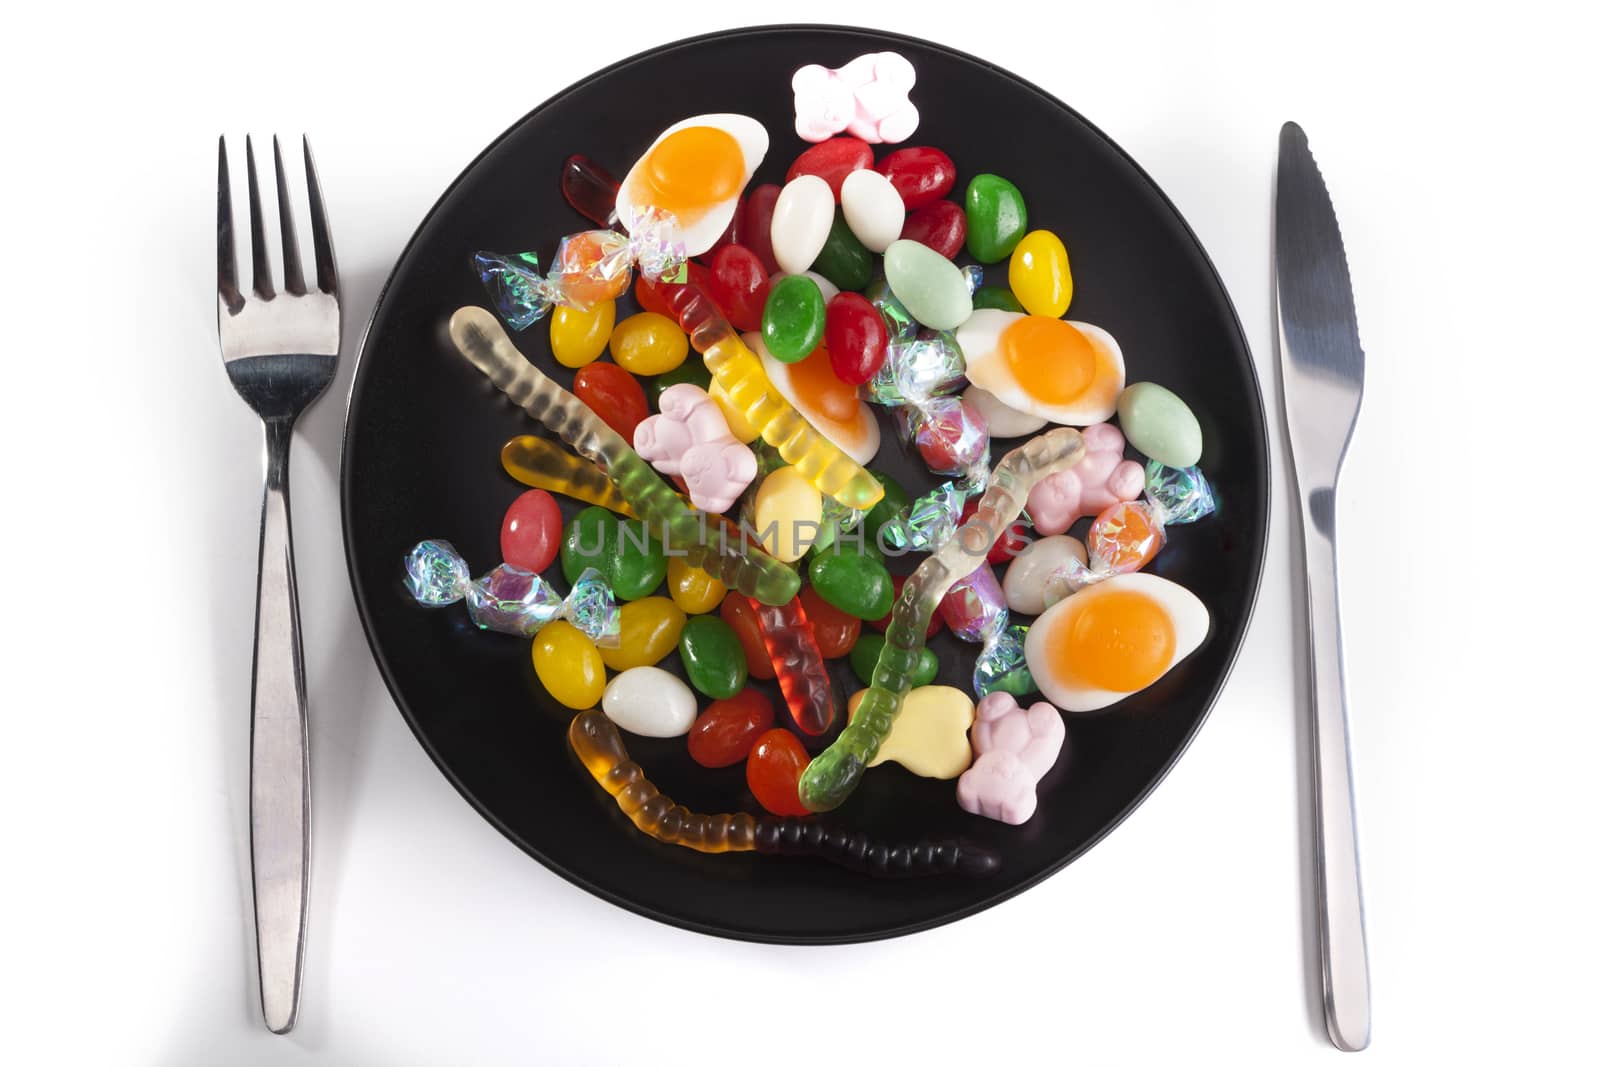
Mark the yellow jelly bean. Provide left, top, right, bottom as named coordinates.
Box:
left=1008, top=230, right=1073, bottom=318
left=847, top=685, right=975, bottom=779
left=533, top=620, right=606, bottom=709
left=666, top=557, right=726, bottom=615
left=610, top=311, right=688, bottom=376
left=550, top=299, right=615, bottom=369
left=709, top=379, right=759, bottom=443
left=752, top=465, right=823, bottom=563
left=599, top=597, right=686, bottom=671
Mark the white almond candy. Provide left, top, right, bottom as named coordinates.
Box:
left=601, top=666, right=696, bottom=738
left=770, top=175, right=834, bottom=275
left=1003, top=535, right=1088, bottom=616
left=839, top=169, right=905, bottom=253
left=964, top=384, right=1048, bottom=437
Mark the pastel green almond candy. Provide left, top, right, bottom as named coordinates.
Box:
left=649, top=357, right=711, bottom=401
left=850, top=633, right=938, bottom=688
left=761, top=273, right=827, bottom=363
left=810, top=209, right=874, bottom=293
left=882, top=239, right=973, bottom=332
left=1116, top=382, right=1203, bottom=468
left=678, top=615, right=747, bottom=699
left=964, top=174, right=1028, bottom=263
left=609, top=518, right=667, bottom=600
left=972, top=285, right=1025, bottom=313
left=808, top=550, right=894, bottom=620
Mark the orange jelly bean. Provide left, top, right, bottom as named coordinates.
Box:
left=746, top=729, right=811, bottom=817
left=720, top=591, right=776, bottom=680
left=800, top=586, right=861, bottom=659
left=688, top=689, right=776, bottom=769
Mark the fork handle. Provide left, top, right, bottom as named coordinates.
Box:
left=250, top=417, right=310, bottom=1035
left=1297, top=489, right=1371, bottom=1051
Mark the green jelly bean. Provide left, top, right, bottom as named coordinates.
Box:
left=861, top=469, right=909, bottom=546
left=810, top=209, right=874, bottom=293
left=850, top=634, right=937, bottom=688
left=808, top=550, right=894, bottom=620
left=1116, top=382, right=1203, bottom=468
left=678, top=615, right=747, bottom=699
left=650, top=357, right=711, bottom=401
left=882, top=240, right=973, bottom=332
left=965, top=174, right=1028, bottom=263
left=560, top=505, right=614, bottom=586
left=761, top=273, right=826, bottom=363
left=809, top=525, right=884, bottom=564
left=610, top=518, right=666, bottom=600
left=972, top=285, right=1025, bottom=313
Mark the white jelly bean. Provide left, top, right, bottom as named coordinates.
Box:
left=601, top=666, right=696, bottom=738
left=770, top=175, right=834, bottom=275
left=1003, top=535, right=1088, bottom=615
left=840, top=169, right=905, bottom=253
left=964, top=384, right=1047, bottom=438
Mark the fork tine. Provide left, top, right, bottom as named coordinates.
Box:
left=273, top=136, right=306, bottom=296
left=302, top=136, right=338, bottom=296
left=217, top=137, right=243, bottom=314
left=245, top=136, right=275, bottom=300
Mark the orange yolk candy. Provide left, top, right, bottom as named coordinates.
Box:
left=639, top=126, right=745, bottom=218
left=1055, top=590, right=1176, bottom=693
left=1001, top=316, right=1099, bottom=405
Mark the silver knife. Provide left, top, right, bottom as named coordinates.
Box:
left=1274, top=121, right=1372, bottom=1052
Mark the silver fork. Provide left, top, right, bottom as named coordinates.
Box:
left=216, top=134, right=340, bottom=1035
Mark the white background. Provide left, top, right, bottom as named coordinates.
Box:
left=4, top=1, right=1597, bottom=1063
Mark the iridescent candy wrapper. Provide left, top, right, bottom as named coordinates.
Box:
left=403, top=541, right=621, bottom=647
left=938, top=562, right=1030, bottom=696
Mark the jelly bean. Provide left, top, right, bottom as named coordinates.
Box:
left=679, top=615, right=747, bottom=699
left=650, top=357, right=712, bottom=401
left=972, top=286, right=1025, bottom=313
left=609, top=518, right=666, bottom=600
left=1003, top=534, right=1088, bottom=615
left=666, top=556, right=725, bottom=614
left=738, top=183, right=782, bottom=275
left=861, top=469, right=910, bottom=547
left=560, top=506, right=613, bottom=586
left=824, top=292, right=890, bottom=385
left=602, top=665, right=696, bottom=737
left=753, top=464, right=824, bottom=563
left=808, top=549, right=893, bottom=619
left=770, top=269, right=839, bottom=303
left=882, top=239, right=973, bottom=332
left=560, top=154, right=621, bottom=227
left=500, top=489, right=562, bottom=573
left=708, top=379, right=760, bottom=444
left=899, top=200, right=966, bottom=260
left=876, top=146, right=956, bottom=210
left=746, top=729, right=811, bottom=817
left=850, top=633, right=938, bottom=688
left=761, top=273, right=827, bottom=363
left=770, top=174, right=833, bottom=275
left=687, top=689, right=776, bottom=768
left=964, top=174, right=1028, bottom=263
left=839, top=169, right=905, bottom=254
left=573, top=361, right=648, bottom=441
left=720, top=592, right=776, bottom=680
left=1008, top=230, right=1073, bottom=318
left=707, top=245, right=771, bottom=333
left=810, top=210, right=873, bottom=293
left=549, top=299, right=615, bottom=369
left=599, top=596, right=686, bottom=671
left=1116, top=382, right=1203, bottom=468
left=533, top=620, right=606, bottom=710
left=609, top=311, right=688, bottom=376
left=799, top=586, right=861, bottom=658
left=869, top=573, right=946, bottom=637
left=846, top=685, right=974, bottom=779
left=785, top=136, right=874, bottom=197
left=959, top=496, right=1030, bottom=563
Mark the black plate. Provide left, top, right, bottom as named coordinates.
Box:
left=342, top=25, right=1268, bottom=943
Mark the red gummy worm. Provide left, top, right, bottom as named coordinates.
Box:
left=747, top=594, right=835, bottom=735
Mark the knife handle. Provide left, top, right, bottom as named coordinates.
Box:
left=1297, top=489, right=1371, bottom=1051
left=250, top=418, right=310, bottom=1034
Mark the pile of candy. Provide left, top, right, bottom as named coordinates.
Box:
left=404, top=53, right=1219, bottom=878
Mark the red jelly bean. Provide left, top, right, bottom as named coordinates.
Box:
left=707, top=198, right=743, bottom=258
left=687, top=689, right=775, bottom=768
left=746, top=729, right=811, bottom=816
left=707, top=245, right=771, bottom=333
left=500, top=489, right=562, bottom=573
left=900, top=200, right=967, bottom=260
left=786, top=137, right=874, bottom=198
left=876, top=147, right=957, bottom=210
left=799, top=587, right=861, bottom=659
left=573, top=362, right=648, bottom=442
left=720, top=593, right=776, bottom=680
left=823, top=292, right=890, bottom=386
left=870, top=574, right=946, bottom=637
left=738, top=184, right=782, bottom=275
left=961, top=497, right=1031, bottom=563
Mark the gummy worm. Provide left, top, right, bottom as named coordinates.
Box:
left=501, top=435, right=638, bottom=517
left=450, top=307, right=801, bottom=606
left=798, top=427, right=1088, bottom=812
left=747, top=594, right=835, bottom=735
left=569, top=710, right=998, bottom=878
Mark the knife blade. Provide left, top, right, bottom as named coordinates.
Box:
left=1274, top=120, right=1372, bottom=1053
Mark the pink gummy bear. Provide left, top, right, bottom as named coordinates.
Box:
left=956, top=692, right=1066, bottom=825
left=632, top=384, right=757, bottom=514
left=1024, top=423, right=1144, bottom=535
left=791, top=52, right=919, bottom=144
